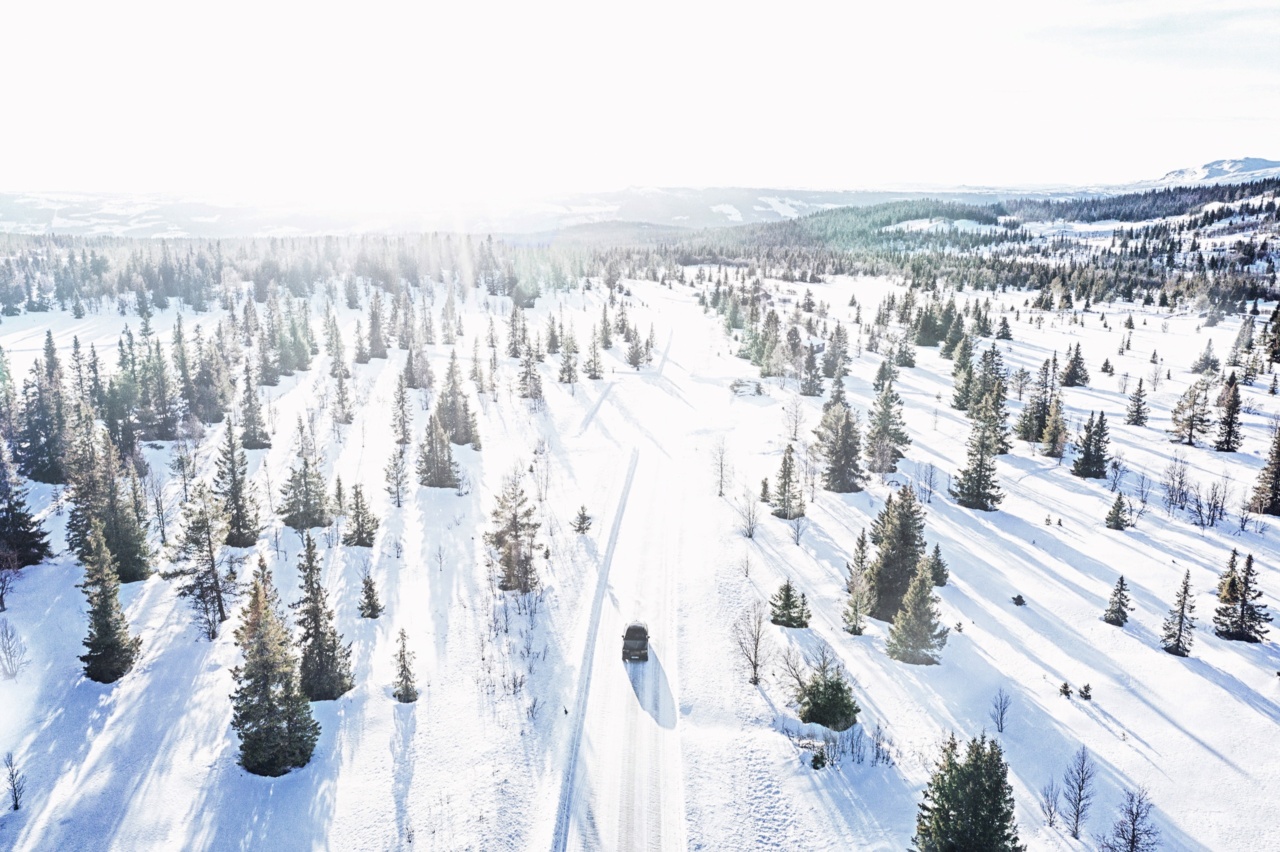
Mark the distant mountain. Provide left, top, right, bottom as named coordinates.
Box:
left=1152, top=157, right=1280, bottom=187
left=1, top=159, right=1275, bottom=238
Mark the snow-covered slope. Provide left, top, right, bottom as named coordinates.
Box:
left=1155, top=158, right=1280, bottom=187
left=1, top=273, right=1279, bottom=850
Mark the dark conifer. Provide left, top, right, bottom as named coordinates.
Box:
left=886, top=559, right=948, bottom=665
left=1124, top=379, right=1149, bottom=426
left=1104, top=576, right=1133, bottom=625
left=293, top=532, right=353, bottom=700
left=486, top=472, right=541, bottom=593
left=240, top=363, right=272, bottom=449
left=913, top=734, right=1023, bottom=852
left=341, top=485, right=379, bottom=548
left=216, top=424, right=260, bottom=548
left=951, top=391, right=1004, bottom=511
left=814, top=403, right=863, bottom=493
left=1213, top=551, right=1271, bottom=642
left=1214, top=373, right=1243, bottom=452
left=0, top=441, right=50, bottom=568
left=165, top=482, right=238, bottom=640
left=868, top=487, right=927, bottom=620
left=79, top=522, right=141, bottom=684
left=358, top=565, right=383, bottom=619
left=771, top=445, right=805, bottom=519
left=769, top=577, right=811, bottom=628
left=231, top=568, right=319, bottom=777
left=1160, top=569, right=1196, bottom=657
left=1105, top=493, right=1128, bottom=530
left=416, top=412, right=460, bottom=489
left=393, top=628, right=418, bottom=703
left=864, top=380, right=911, bottom=474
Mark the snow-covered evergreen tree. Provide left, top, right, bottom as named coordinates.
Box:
left=913, top=734, right=1021, bottom=851
left=293, top=532, right=354, bottom=700
left=358, top=565, right=383, bottom=619
left=814, top=403, right=863, bottom=493
left=0, top=441, right=50, bottom=568
left=1160, top=569, right=1196, bottom=657
left=165, top=482, right=238, bottom=640
left=886, top=559, right=948, bottom=665
left=79, top=522, right=141, bottom=684
left=771, top=445, right=805, bottom=520
left=216, top=424, right=260, bottom=548
left=1214, top=373, right=1243, bottom=452
left=392, top=628, right=418, bottom=703
left=341, top=484, right=379, bottom=548
left=1168, top=380, right=1213, bottom=446
left=951, top=391, right=1004, bottom=510
left=1124, top=378, right=1149, bottom=427
left=1213, top=550, right=1271, bottom=642
left=1104, top=576, right=1133, bottom=626
left=416, top=412, right=459, bottom=489
left=864, top=380, right=910, bottom=474
left=769, top=577, right=810, bottom=628
left=231, top=566, right=319, bottom=777
left=868, top=487, right=927, bottom=620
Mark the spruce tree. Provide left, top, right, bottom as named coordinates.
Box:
left=843, top=559, right=875, bottom=636
left=769, top=578, right=810, bottom=628
left=584, top=331, right=604, bottom=380
left=486, top=471, right=540, bottom=593
left=17, top=331, right=70, bottom=484
left=0, top=441, right=51, bottom=568
left=166, top=482, right=238, bottom=640
left=771, top=445, right=805, bottom=519
left=1213, top=551, right=1271, bottom=642
left=341, top=484, right=379, bottom=548
left=800, top=345, right=823, bottom=396
left=814, top=403, right=863, bottom=493
left=1105, top=493, right=1128, bottom=531
left=913, top=734, right=1023, bottom=852
left=392, top=375, right=411, bottom=446
left=279, top=427, right=332, bottom=531
left=1072, top=412, right=1111, bottom=478
left=332, top=366, right=353, bottom=425
left=384, top=444, right=408, bottom=508
left=1059, top=343, right=1090, bottom=387
left=216, top=424, right=261, bottom=548
left=79, top=522, right=141, bottom=684
left=922, top=544, right=948, bottom=587
left=1040, top=394, right=1068, bottom=458
left=415, top=412, right=460, bottom=489
left=1214, top=373, right=1243, bottom=452
left=1249, top=424, right=1280, bottom=514
left=864, top=380, right=911, bottom=474
left=231, top=570, right=319, bottom=777
left=240, top=363, right=272, bottom=449
left=392, top=628, right=418, bottom=703
left=437, top=350, right=480, bottom=448
left=1168, top=380, right=1213, bottom=446
left=868, top=487, right=927, bottom=620
left=1014, top=359, right=1053, bottom=442
left=1124, top=378, right=1149, bottom=426
left=886, top=559, right=948, bottom=665
left=1160, top=569, right=1196, bottom=657
left=571, top=506, right=592, bottom=533
left=1103, top=576, right=1133, bottom=626
left=293, top=532, right=354, bottom=700
left=358, top=565, right=383, bottom=618
left=951, top=391, right=1004, bottom=511
left=558, top=349, right=578, bottom=387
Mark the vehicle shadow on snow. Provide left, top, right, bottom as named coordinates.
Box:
left=624, top=649, right=676, bottom=729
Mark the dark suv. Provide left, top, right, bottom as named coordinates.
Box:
left=622, top=622, right=649, bottom=662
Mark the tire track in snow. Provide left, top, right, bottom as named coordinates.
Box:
left=552, top=447, right=640, bottom=852
left=577, top=382, right=614, bottom=436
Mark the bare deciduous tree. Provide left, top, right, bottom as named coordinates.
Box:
left=920, top=462, right=938, bottom=504
left=790, top=514, right=808, bottom=546
left=711, top=437, right=731, bottom=498
left=784, top=397, right=804, bottom=442
left=736, top=488, right=760, bottom=539
left=732, top=601, right=771, bottom=685
left=1063, top=745, right=1097, bottom=839
left=989, top=687, right=1012, bottom=733
left=778, top=644, right=809, bottom=704
left=0, top=549, right=18, bottom=612
left=0, top=619, right=29, bottom=680
left=1107, top=454, right=1127, bottom=493
left=1039, top=778, right=1060, bottom=828
left=1097, top=786, right=1160, bottom=852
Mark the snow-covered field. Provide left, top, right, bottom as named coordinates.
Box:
left=1, top=270, right=1278, bottom=851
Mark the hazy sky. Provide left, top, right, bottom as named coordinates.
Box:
left=3, top=0, right=1277, bottom=210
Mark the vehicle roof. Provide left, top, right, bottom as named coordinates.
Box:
left=625, top=621, right=648, bottom=632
